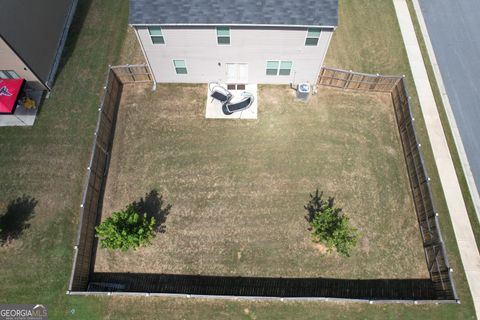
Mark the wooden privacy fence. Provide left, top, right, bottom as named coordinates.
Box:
left=391, top=79, right=457, bottom=300
left=318, top=67, right=458, bottom=301
left=111, top=64, right=152, bottom=83
left=318, top=67, right=401, bottom=92
left=68, top=64, right=152, bottom=292
left=68, top=65, right=457, bottom=302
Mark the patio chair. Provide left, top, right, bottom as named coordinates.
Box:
left=222, top=92, right=254, bottom=115
left=208, top=82, right=232, bottom=103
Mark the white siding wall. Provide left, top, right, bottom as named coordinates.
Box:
left=136, top=26, right=333, bottom=85
left=0, top=38, right=45, bottom=90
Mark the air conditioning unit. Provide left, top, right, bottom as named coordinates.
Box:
left=296, top=83, right=310, bottom=101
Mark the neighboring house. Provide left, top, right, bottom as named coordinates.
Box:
left=0, top=0, right=78, bottom=91
left=129, top=0, right=338, bottom=86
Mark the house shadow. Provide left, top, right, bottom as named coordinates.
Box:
left=129, top=190, right=172, bottom=233
left=0, top=195, right=38, bottom=244
left=53, top=0, right=95, bottom=85
left=90, top=272, right=439, bottom=300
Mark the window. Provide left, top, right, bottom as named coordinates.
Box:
left=148, top=27, right=165, bottom=44
left=173, top=60, right=187, bottom=74
left=279, top=61, right=292, bottom=75
left=266, top=61, right=292, bottom=76
left=266, top=61, right=279, bottom=75
left=305, top=28, right=321, bottom=46
left=217, top=27, right=230, bottom=45
left=0, top=70, right=20, bottom=79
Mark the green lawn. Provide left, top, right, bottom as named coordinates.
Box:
left=0, top=0, right=129, bottom=318
left=95, top=84, right=425, bottom=279
left=0, top=0, right=476, bottom=319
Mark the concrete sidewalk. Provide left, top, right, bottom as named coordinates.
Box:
left=393, top=0, right=480, bottom=317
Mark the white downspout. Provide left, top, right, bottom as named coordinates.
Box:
left=132, top=25, right=157, bottom=91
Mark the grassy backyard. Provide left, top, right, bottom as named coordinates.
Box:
left=0, top=0, right=477, bottom=319
left=95, top=84, right=425, bottom=279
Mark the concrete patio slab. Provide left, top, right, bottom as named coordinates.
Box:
left=0, top=89, right=43, bottom=126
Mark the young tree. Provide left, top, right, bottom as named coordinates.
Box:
left=96, top=205, right=156, bottom=251
left=305, top=190, right=358, bottom=257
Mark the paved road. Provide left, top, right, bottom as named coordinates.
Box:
left=418, top=0, right=480, bottom=198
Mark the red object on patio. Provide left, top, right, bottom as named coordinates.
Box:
left=0, top=79, right=25, bottom=114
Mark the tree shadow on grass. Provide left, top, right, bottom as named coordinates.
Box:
left=0, top=195, right=38, bottom=244
left=304, top=189, right=336, bottom=223
left=129, top=190, right=172, bottom=233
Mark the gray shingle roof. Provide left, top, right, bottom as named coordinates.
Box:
left=0, top=0, right=77, bottom=87
left=129, top=0, right=338, bottom=27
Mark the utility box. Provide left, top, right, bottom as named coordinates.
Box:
left=296, top=83, right=311, bottom=101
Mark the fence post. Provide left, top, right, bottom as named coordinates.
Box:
left=318, top=67, right=325, bottom=85
left=371, top=74, right=380, bottom=91
left=345, top=70, right=353, bottom=89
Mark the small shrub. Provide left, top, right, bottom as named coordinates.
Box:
left=305, top=190, right=358, bottom=257
left=96, top=205, right=155, bottom=251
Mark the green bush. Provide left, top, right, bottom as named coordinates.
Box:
left=95, top=205, right=156, bottom=251
left=305, top=190, right=358, bottom=257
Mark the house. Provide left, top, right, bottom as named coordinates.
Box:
left=129, top=0, right=338, bottom=86
left=0, top=0, right=78, bottom=91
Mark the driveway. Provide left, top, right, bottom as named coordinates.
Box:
left=418, top=0, right=480, bottom=196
